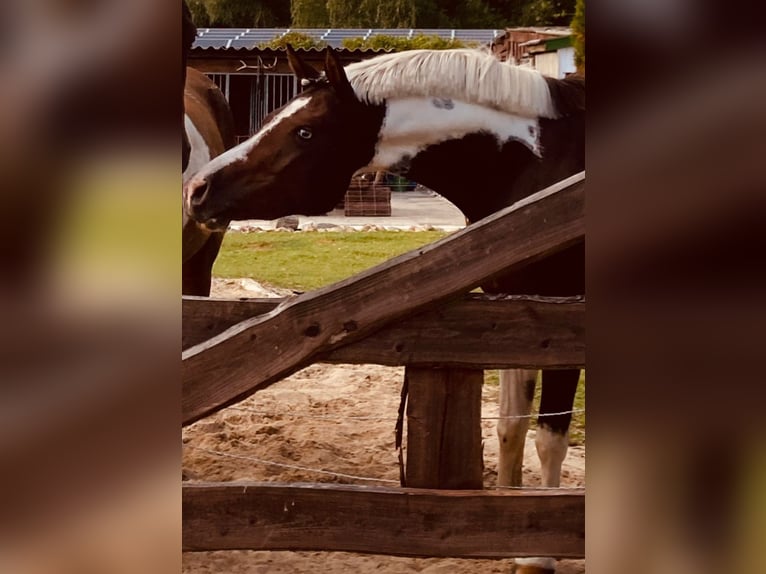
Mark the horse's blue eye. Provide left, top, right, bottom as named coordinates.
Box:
left=297, top=127, right=312, bottom=140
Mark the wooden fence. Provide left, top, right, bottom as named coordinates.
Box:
left=182, top=172, right=585, bottom=559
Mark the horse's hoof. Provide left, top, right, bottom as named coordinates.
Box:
left=512, top=557, right=556, bottom=574
left=512, top=567, right=555, bottom=574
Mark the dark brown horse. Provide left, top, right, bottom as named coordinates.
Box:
left=185, top=46, right=584, bottom=574
left=181, top=3, right=235, bottom=296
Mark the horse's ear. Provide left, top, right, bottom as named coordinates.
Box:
left=324, top=47, right=355, bottom=100
left=286, top=44, right=321, bottom=81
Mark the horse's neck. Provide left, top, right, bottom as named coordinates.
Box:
left=383, top=110, right=585, bottom=222
left=368, top=98, right=542, bottom=172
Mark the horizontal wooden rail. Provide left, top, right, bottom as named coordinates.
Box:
left=183, top=172, right=584, bottom=425
left=183, top=294, right=584, bottom=368
left=183, top=482, right=585, bottom=558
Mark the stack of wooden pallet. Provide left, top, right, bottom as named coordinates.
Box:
left=344, top=173, right=392, bottom=216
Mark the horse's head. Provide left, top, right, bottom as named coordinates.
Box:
left=184, top=46, right=385, bottom=228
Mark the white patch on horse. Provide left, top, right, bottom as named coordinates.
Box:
left=183, top=114, right=210, bottom=184
left=368, top=97, right=541, bottom=169
left=497, top=369, right=537, bottom=487
left=195, top=96, right=313, bottom=177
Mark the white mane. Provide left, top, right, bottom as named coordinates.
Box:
left=345, top=49, right=557, bottom=119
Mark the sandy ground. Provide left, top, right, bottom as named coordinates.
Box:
left=182, top=279, right=585, bottom=573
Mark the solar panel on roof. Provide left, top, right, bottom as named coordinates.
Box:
left=324, top=31, right=367, bottom=40
left=371, top=29, right=410, bottom=36
left=193, top=28, right=505, bottom=50
left=289, top=28, right=325, bottom=33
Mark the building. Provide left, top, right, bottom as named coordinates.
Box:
left=490, top=27, right=575, bottom=78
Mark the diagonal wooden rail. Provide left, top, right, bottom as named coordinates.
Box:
left=183, top=172, right=585, bottom=425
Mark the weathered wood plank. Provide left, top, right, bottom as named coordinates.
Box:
left=405, top=368, right=484, bottom=489
left=183, top=297, right=277, bottom=350
left=183, top=173, right=584, bottom=425
left=182, top=482, right=585, bottom=558
left=183, top=294, right=585, bottom=368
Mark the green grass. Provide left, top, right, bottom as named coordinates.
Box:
left=485, top=370, right=585, bottom=446
left=213, top=230, right=448, bottom=291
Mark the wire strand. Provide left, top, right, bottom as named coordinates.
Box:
left=222, top=404, right=585, bottom=421
left=184, top=444, right=583, bottom=490
left=185, top=444, right=400, bottom=485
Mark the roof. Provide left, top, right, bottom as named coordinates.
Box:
left=497, top=26, right=572, bottom=37
left=519, top=36, right=573, bottom=51
left=193, top=28, right=505, bottom=50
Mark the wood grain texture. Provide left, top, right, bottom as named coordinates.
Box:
left=183, top=294, right=585, bottom=369
left=182, top=173, right=584, bottom=425
left=405, top=368, right=484, bottom=489
left=182, top=482, right=585, bottom=558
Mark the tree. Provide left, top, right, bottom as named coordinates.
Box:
left=327, top=0, right=443, bottom=28
left=191, top=0, right=291, bottom=27
left=519, top=0, right=576, bottom=27
left=291, top=0, right=330, bottom=28
left=188, top=0, right=211, bottom=27
left=192, top=0, right=579, bottom=31
left=571, top=0, right=584, bottom=72
left=366, top=0, right=417, bottom=28
left=435, top=0, right=498, bottom=28
left=326, top=0, right=373, bottom=27
left=342, top=34, right=471, bottom=51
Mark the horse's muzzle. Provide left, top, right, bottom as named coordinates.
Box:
left=184, top=176, right=230, bottom=232
left=184, top=175, right=211, bottom=217
left=200, top=218, right=229, bottom=233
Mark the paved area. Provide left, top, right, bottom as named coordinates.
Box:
left=228, top=190, right=467, bottom=232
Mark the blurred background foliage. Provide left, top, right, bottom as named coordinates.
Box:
left=188, top=0, right=579, bottom=29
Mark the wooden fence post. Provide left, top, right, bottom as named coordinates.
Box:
left=405, top=367, right=484, bottom=489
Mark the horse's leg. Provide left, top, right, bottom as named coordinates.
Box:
left=536, top=369, right=579, bottom=486
left=514, top=368, right=580, bottom=574
left=182, top=231, right=225, bottom=297
left=497, top=369, right=537, bottom=487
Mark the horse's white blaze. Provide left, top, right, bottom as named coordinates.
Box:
left=194, top=96, right=313, bottom=178
left=183, top=114, right=210, bottom=184
left=369, top=97, right=541, bottom=170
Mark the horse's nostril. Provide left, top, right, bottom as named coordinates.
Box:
left=188, top=177, right=210, bottom=208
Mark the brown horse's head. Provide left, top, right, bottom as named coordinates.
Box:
left=184, top=47, right=385, bottom=228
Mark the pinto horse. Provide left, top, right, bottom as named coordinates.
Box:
left=185, top=47, right=584, bottom=573
left=181, top=2, right=236, bottom=296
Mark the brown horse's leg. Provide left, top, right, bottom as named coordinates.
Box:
left=182, top=232, right=225, bottom=297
